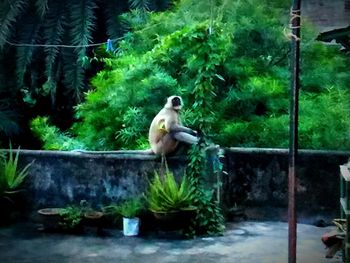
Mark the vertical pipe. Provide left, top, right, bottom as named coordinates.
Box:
left=289, top=0, right=301, bottom=263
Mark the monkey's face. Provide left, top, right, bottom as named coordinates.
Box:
left=165, top=95, right=183, bottom=111
left=172, top=96, right=182, bottom=111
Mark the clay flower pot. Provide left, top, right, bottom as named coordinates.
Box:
left=37, top=208, right=64, bottom=230
left=83, top=211, right=104, bottom=227
left=152, top=208, right=197, bottom=230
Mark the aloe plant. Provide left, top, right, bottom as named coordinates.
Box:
left=1, top=144, right=33, bottom=195
left=146, top=170, right=196, bottom=213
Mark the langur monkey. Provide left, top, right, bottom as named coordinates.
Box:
left=149, top=95, right=199, bottom=155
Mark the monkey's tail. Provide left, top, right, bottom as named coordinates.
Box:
left=160, top=153, right=169, bottom=179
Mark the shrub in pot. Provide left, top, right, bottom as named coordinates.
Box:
left=58, top=205, right=84, bottom=232
left=145, top=169, right=197, bottom=230
left=105, top=198, right=143, bottom=236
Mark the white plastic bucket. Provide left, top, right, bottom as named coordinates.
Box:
left=123, top=217, right=140, bottom=236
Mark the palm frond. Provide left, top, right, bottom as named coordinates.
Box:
left=62, top=49, right=85, bottom=102
left=103, top=0, right=124, bottom=39
left=69, top=0, right=97, bottom=61
left=43, top=0, right=68, bottom=106
left=64, top=0, right=97, bottom=101
left=0, top=0, right=28, bottom=48
left=35, top=0, right=49, bottom=18
left=0, top=108, right=20, bottom=136
left=128, top=0, right=150, bottom=10
left=15, top=15, right=42, bottom=88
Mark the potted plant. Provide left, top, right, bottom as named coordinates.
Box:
left=0, top=145, right=33, bottom=198
left=37, top=207, right=65, bottom=230
left=145, top=169, right=197, bottom=229
left=105, top=198, right=143, bottom=236
left=58, top=205, right=84, bottom=232
left=38, top=200, right=103, bottom=232
left=37, top=205, right=83, bottom=232
left=0, top=145, right=33, bottom=224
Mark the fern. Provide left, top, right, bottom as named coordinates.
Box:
left=30, top=116, right=85, bottom=150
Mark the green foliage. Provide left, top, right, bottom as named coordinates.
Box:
left=186, top=142, right=225, bottom=236
left=31, top=0, right=350, bottom=151
left=0, top=145, right=32, bottom=196
left=0, top=152, right=6, bottom=196
left=146, top=170, right=196, bottom=213
left=105, top=198, right=143, bottom=218
left=0, top=0, right=28, bottom=48
left=59, top=205, right=83, bottom=230
left=30, top=117, right=85, bottom=150
left=3, top=146, right=31, bottom=192
left=128, top=0, right=150, bottom=10
left=115, top=107, right=149, bottom=149
left=0, top=0, right=173, bottom=147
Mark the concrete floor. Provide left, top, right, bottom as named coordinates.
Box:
left=0, top=221, right=342, bottom=263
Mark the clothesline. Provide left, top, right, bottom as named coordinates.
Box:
left=3, top=37, right=124, bottom=49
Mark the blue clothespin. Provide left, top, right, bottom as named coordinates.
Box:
left=106, top=39, right=114, bottom=52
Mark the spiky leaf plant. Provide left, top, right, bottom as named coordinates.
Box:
left=146, top=170, right=196, bottom=213
left=3, top=145, right=32, bottom=192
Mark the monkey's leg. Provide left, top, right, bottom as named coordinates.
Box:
left=173, top=131, right=199, bottom=145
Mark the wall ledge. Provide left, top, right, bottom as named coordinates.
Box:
left=225, top=147, right=350, bottom=157
left=0, top=149, right=187, bottom=161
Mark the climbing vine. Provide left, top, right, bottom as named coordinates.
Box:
left=185, top=141, right=225, bottom=237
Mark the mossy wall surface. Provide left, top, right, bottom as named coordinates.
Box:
left=6, top=148, right=349, bottom=224
left=223, top=148, right=350, bottom=224
left=14, top=150, right=186, bottom=210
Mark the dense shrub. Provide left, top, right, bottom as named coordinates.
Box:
left=31, top=0, right=350, bottom=150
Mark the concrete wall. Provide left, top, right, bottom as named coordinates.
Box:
left=303, top=0, right=350, bottom=31
left=5, top=148, right=350, bottom=224
left=223, top=148, right=350, bottom=224
left=15, top=150, right=186, bottom=210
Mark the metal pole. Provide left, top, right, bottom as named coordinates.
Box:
left=288, top=0, right=301, bottom=263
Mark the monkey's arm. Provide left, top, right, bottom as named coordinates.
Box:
left=173, top=132, right=199, bottom=145
left=169, top=124, right=197, bottom=136
left=168, top=123, right=199, bottom=145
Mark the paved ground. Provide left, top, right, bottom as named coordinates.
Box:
left=0, top=221, right=342, bottom=263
